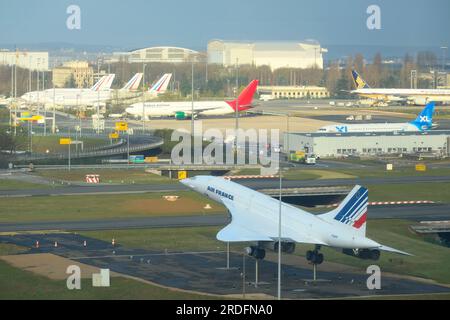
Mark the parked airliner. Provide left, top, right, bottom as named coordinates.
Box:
left=318, top=102, right=435, bottom=133
left=126, top=80, right=258, bottom=119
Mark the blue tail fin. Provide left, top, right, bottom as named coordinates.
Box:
left=352, top=70, right=370, bottom=89
left=410, top=102, right=435, bottom=131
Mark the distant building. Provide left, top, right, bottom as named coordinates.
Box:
left=108, top=46, right=202, bottom=64
left=285, top=131, right=450, bottom=158
left=207, top=40, right=327, bottom=70
left=52, top=61, right=94, bottom=88
left=0, top=50, right=49, bottom=71
left=259, top=85, right=330, bottom=99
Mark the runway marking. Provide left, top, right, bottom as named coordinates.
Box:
left=72, top=250, right=227, bottom=260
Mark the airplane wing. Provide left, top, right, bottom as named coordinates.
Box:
left=218, top=198, right=326, bottom=245
left=375, top=244, right=412, bottom=256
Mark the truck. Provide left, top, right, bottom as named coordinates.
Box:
left=129, top=155, right=145, bottom=164
left=289, top=151, right=317, bottom=165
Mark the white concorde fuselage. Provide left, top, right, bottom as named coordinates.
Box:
left=181, top=176, right=401, bottom=251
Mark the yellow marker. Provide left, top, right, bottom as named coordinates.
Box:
left=59, top=138, right=72, bottom=145
left=31, top=115, right=44, bottom=121
left=415, top=164, right=426, bottom=172
left=145, top=157, right=159, bottom=163
left=178, top=171, right=187, bottom=180
left=115, top=122, right=128, bottom=131
left=109, top=132, right=119, bottom=139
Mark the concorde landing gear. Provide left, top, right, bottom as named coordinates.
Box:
left=306, top=245, right=324, bottom=265
left=306, top=245, right=323, bottom=281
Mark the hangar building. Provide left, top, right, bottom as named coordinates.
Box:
left=207, top=40, right=327, bottom=70
left=109, top=47, right=202, bottom=64
left=284, top=131, right=450, bottom=158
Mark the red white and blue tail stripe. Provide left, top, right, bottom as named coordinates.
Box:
left=122, top=73, right=143, bottom=91
left=320, top=185, right=368, bottom=234
left=91, top=74, right=115, bottom=91
left=149, top=73, right=172, bottom=94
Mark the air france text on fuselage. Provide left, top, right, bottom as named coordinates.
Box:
left=207, top=186, right=234, bottom=201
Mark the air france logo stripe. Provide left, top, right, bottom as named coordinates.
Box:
left=335, top=187, right=368, bottom=228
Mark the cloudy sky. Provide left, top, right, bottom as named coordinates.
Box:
left=0, top=0, right=448, bottom=50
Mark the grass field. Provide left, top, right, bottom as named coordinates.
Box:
left=338, top=166, right=450, bottom=179
left=0, top=259, right=214, bottom=300
left=35, top=169, right=176, bottom=185
left=0, top=191, right=225, bottom=223
left=283, top=169, right=356, bottom=180
left=81, top=226, right=225, bottom=252
left=0, top=179, right=51, bottom=190
left=0, top=243, right=28, bottom=255
left=81, top=219, right=450, bottom=285
left=367, top=182, right=450, bottom=202
left=16, top=135, right=106, bottom=154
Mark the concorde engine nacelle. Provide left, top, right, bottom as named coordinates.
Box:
left=342, top=248, right=380, bottom=261
left=259, top=241, right=296, bottom=254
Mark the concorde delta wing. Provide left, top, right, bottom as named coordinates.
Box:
left=218, top=198, right=326, bottom=245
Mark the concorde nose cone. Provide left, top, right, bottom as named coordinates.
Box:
left=180, top=178, right=192, bottom=187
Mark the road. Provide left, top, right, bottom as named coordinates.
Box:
left=2, top=175, right=450, bottom=197
left=1, top=204, right=449, bottom=232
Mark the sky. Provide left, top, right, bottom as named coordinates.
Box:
left=0, top=0, right=449, bottom=50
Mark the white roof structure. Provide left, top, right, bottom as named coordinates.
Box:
left=110, top=46, right=201, bottom=64
left=208, top=40, right=327, bottom=70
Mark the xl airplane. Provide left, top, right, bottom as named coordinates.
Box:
left=126, top=80, right=258, bottom=119
left=318, top=102, right=435, bottom=133
left=351, top=70, right=450, bottom=106
left=181, top=176, right=409, bottom=264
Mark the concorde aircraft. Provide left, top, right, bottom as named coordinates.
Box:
left=181, top=176, right=409, bottom=264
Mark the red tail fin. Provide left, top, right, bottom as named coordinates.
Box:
left=226, top=80, right=259, bottom=111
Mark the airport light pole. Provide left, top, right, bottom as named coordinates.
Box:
left=234, top=59, right=239, bottom=151
left=142, top=63, right=147, bottom=133
left=191, top=59, right=194, bottom=137
left=286, top=114, right=290, bottom=155
left=43, top=70, right=47, bottom=136
left=277, top=161, right=282, bottom=300
left=441, top=46, right=448, bottom=72
left=242, top=252, right=246, bottom=299
left=52, top=60, right=57, bottom=134
left=97, top=59, right=101, bottom=135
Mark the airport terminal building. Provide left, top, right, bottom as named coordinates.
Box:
left=284, top=131, right=450, bottom=158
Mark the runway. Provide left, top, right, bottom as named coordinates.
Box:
left=1, top=204, right=449, bottom=233
left=2, top=175, right=450, bottom=197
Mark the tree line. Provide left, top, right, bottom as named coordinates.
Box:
left=0, top=51, right=441, bottom=99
